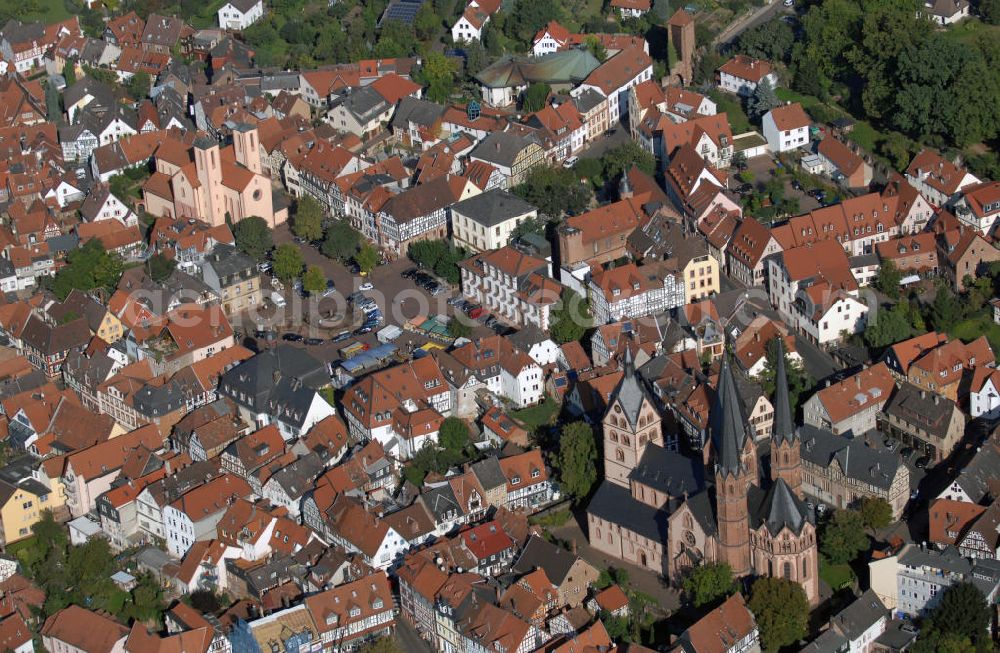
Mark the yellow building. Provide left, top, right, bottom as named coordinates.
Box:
left=55, top=289, right=125, bottom=344
left=683, top=253, right=720, bottom=303
left=0, top=478, right=57, bottom=544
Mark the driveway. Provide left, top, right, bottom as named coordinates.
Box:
left=715, top=0, right=790, bottom=46
left=578, top=124, right=632, bottom=160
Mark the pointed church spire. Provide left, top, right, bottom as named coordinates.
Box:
left=711, top=354, right=749, bottom=477
left=623, top=344, right=635, bottom=377
left=772, top=337, right=797, bottom=446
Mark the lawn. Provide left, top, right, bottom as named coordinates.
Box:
left=709, top=90, right=752, bottom=134
left=2, top=0, right=72, bottom=22
left=949, top=311, right=1000, bottom=354
left=190, top=0, right=228, bottom=29
left=513, top=395, right=559, bottom=429
left=819, top=558, right=855, bottom=591
left=941, top=17, right=1000, bottom=45
left=775, top=87, right=824, bottom=112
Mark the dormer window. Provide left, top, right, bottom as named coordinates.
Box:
left=349, top=607, right=361, bottom=618
left=511, top=475, right=521, bottom=484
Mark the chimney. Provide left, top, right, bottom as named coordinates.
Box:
left=856, top=375, right=861, bottom=389
left=933, top=394, right=939, bottom=405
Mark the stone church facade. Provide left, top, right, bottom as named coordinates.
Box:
left=586, top=341, right=819, bottom=604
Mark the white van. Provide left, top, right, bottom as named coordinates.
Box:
left=270, top=291, right=286, bottom=308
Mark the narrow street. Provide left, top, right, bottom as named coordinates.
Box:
left=713, top=0, right=790, bottom=46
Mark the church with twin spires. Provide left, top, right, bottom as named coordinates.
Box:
left=586, top=341, right=819, bottom=604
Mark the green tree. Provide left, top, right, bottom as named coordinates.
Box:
left=749, top=577, right=810, bottom=653
left=748, top=77, right=779, bottom=121
left=926, top=582, right=992, bottom=644
left=356, top=241, right=379, bottom=276
left=859, top=496, right=893, bottom=531
left=292, top=195, right=325, bottom=242
left=62, top=61, right=77, bottom=86
left=522, top=83, right=551, bottom=112
left=574, top=157, right=604, bottom=186
left=550, top=289, right=591, bottom=344
left=820, top=508, right=870, bottom=565
left=875, top=259, right=902, bottom=298
left=414, top=2, right=441, bottom=41
left=928, top=281, right=963, bottom=331
left=513, top=166, right=592, bottom=217
left=302, top=265, right=327, bottom=296
left=233, top=216, right=273, bottom=262
left=47, top=239, right=124, bottom=300
left=864, top=302, right=912, bottom=349
left=555, top=421, right=598, bottom=500
left=420, top=51, right=458, bottom=103
left=127, top=71, right=151, bottom=100
left=737, top=18, right=795, bottom=63
left=983, top=0, right=1000, bottom=23
left=322, top=220, right=361, bottom=261
left=189, top=589, right=223, bottom=613
left=601, top=140, right=656, bottom=180
left=758, top=339, right=812, bottom=417
left=272, top=244, right=304, bottom=282
left=584, top=34, right=608, bottom=62
left=447, top=318, right=472, bottom=339
left=439, top=417, right=470, bottom=452
left=682, top=562, right=737, bottom=608
left=147, top=253, right=176, bottom=283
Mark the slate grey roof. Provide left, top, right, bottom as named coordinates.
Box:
left=772, top=338, right=796, bottom=446
left=831, top=589, right=887, bottom=640
left=511, top=534, right=584, bottom=585
left=223, top=0, right=261, bottom=14
left=874, top=620, right=918, bottom=652
left=898, top=543, right=970, bottom=575
left=469, top=456, right=506, bottom=492
left=586, top=480, right=669, bottom=543
left=47, top=233, right=81, bottom=257
left=469, top=131, right=538, bottom=168
left=390, top=96, right=445, bottom=131
left=63, top=78, right=117, bottom=114
left=799, top=424, right=902, bottom=491
left=711, top=355, right=751, bottom=477
left=218, top=346, right=330, bottom=429
left=422, top=483, right=461, bottom=521
left=269, top=453, right=324, bottom=500
left=450, top=189, right=537, bottom=228
left=882, top=381, right=963, bottom=440
left=629, top=444, right=704, bottom=498
left=800, top=627, right=849, bottom=653
left=203, top=243, right=256, bottom=280
left=950, top=441, right=1000, bottom=505
left=20, top=314, right=90, bottom=356
left=507, top=325, right=550, bottom=352
left=52, top=289, right=108, bottom=334
left=749, top=477, right=812, bottom=536
left=607, top=348, right=655, bottom=431
left=332, top=86, right=389, bottom=122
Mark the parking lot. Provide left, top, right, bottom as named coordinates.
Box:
left=742, top=154, right=822, bottom=212
left=230, top=224, right=499, bottom=365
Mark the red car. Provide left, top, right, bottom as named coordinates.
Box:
left=467, top=307, right=485, bottom=319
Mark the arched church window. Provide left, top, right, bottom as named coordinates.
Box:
left=783, top=452, right=789, bottom=464
left=802, top=558, right=809, bottom=578
left=616, top=449, right=625, bottom=462
left=622, top=435, right=631, bottom=446
left=783, top=562, right=792, bottom=579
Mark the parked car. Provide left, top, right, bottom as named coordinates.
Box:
left=915, top=455, right=930, bottom=469
left=270, top=291, right=286, bottom=308
left=359, top=281, right=374, bottom=291
left=304, top=337, right=324, bottom=346
left=332, top=331, right=353, bottom=343
left=402, top=268, right=418, bottom=279
left=255, top=329, right=277, bottom=341
left=562, top=156, right=579, bottom=169
left=791, top=179, right=803, bottom=191
left=322, top=280, right=336, bottom=297
left=282, top=333, right=303, bottom=342
left=447, top=296, right=464, bottom=306
left=257, top=262, right=272, bottom=273
left=808, top=188, right=826, bottom=200
left=354, top=325, right=373, bottom=335
left=901, top=446, right=914, bottom=458
left=348, top=262, right=361, bottom=274
left=468, top=307, right=485, bottom=319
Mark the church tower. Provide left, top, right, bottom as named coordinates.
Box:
left=602, top=348, right=664, bottom=489
left=711, top=355, right=756, bottom=577
left=770, top=338, right=803, bottom=498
